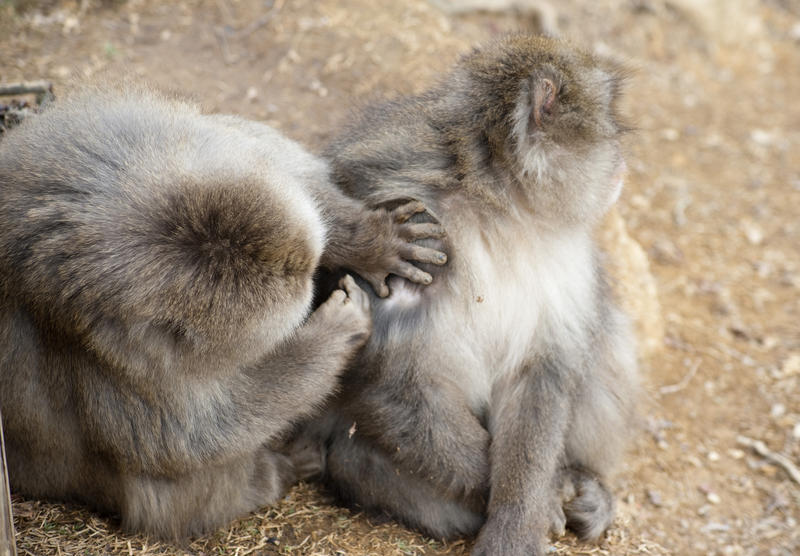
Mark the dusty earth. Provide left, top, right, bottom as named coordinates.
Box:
left=1, top=0, right=799, bottom=554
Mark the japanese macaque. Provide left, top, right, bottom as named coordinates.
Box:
left=0, top=87, right=445, bottom=539
left=292, top=35, right=639, bottom=555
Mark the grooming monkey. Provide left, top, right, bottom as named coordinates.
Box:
left=293, top=35, right=639, bottom=555
left=0, top=88, right=446, bottom=539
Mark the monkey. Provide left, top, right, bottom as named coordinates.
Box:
left=290, top=34, right=639, bottom=556
left=0, top=87, right=447, bottom=540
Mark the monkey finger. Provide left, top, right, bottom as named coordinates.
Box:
left=399, top=222, right=446, bottom=241
left=362, top=274, right=390, bottom=298
left=391, top=200, right=426, bottom=223
left=338, top=274, right=358, bottom=295
left=340, top=275, right=371, bottom=312
left=391, top=261, right=433, bottom=285
left=399, top=243, right=448, bottom=265
left=326, top=288, right=347, bottom=305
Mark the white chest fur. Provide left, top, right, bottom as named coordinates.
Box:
left=378, top=211, right=598, bottom=409
left=443, top=218, right=596, bottom=407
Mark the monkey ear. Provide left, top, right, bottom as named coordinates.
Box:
left=530, top=77, right=557, bottom=128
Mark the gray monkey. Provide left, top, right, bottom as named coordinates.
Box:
left=291, top=35, right=639, bottom=556
left=0, top=87, right=446, bottom=539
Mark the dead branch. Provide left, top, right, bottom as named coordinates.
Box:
left=0, top=81, right=54, bottom=105
left=658, top=358, right=701, bottom=396
left=737, top=435, right=800, bottom=485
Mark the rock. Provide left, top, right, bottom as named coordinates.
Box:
left=600, top=207, right=665, bottom=359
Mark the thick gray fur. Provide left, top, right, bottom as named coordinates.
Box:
left=291, top=35, right=639, bottom=555
left=0, top=87, right=444, bottom=539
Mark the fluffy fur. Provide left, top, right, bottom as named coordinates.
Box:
left=291, top=35, right=638, bottom=556
left=0, top=88, right=443, bottom=539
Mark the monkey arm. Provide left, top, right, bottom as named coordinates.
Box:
left=206, top=113, right=448, bottom=297
left=342, top=366, right=490, bottom=501
left=472, top=358, right=575, bottom=556
left=76, top=280, right=370, bottom=479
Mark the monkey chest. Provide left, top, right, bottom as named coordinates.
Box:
left=445, top=232, right=595, bottom=404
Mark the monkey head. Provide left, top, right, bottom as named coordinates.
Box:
left=456, top=34, right=628, bottom=228
left=0, top=91, right=325, bottom=375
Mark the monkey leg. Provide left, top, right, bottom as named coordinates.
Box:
left=322, top=415, right=484, bottom=541
left=344, top=365, right=491, bottom=502
left=471, top=360, right=573, bottom=556
left=120, top=446, right=294, bottom=539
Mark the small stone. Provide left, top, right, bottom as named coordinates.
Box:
left=781, top=354, right=800, bottom=376
left=63, top=15, right=79, bottom=34
left=727, top=449, right=745, bottom=460
left=770, top=403, right=786, bottom=418
left=246, top=87, right=259, bottom=102
left=649, top=238, right=684, bottom=265
left=701, top=521, right=729, bottom=533
left=708, top=451, right=720, bottom=462
left=761, top=336, right=780, bottom=350
left=707, top=492, right=721, bottom=504
left=790, top=22, right=800, bottom=41
left=792, top=423, right=800, bottom=440
left=698, top=504, right=711, bottom=516
left=647, top=489, right=663, bottom=507
left=661, top=128, right=679, bottom=141
left=160, top=29, right=172, bottom=41
left=742, top=219, right=764, bottom=245
left=750, top=129, right=773, bottom=146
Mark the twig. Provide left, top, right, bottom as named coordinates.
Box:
left=238, top=0, right=284, bottom=38
left=0, top=81, right=54, bottom=105
left=737, top=435, right=800, bottom=485
left=658, top=358, right=700, bottom=396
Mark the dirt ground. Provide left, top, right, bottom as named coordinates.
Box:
left=1, top=0, right=799, bottom=554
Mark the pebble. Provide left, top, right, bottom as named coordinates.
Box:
left=792, top=423, right=800, bottom=440
left=770, top=403, right=786, bottom=418
left=661, top=128, right=680, bottom=141
left=791, top=22, right=800, bottom=41
left=750, top=128, right=774, bottom=146
left=650, top=238, right=684, bottom=265
left=707, top=492, right=721, bottom=504
left=728, top=448, right=745, bottom=460
left=781, top=354, right=800, bottom=376
left=647, top=489, right=663, bottom=507
left=742, top=219, right=765, bottom=245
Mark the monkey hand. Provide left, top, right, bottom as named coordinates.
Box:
left=356, top=200, right=448, bottom=297
left=307, top=274, right=372, bottom=351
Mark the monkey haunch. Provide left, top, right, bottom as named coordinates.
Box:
left=0, top=89, right=445, bottom=539
left=294, top=35, right=639, bottom=555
